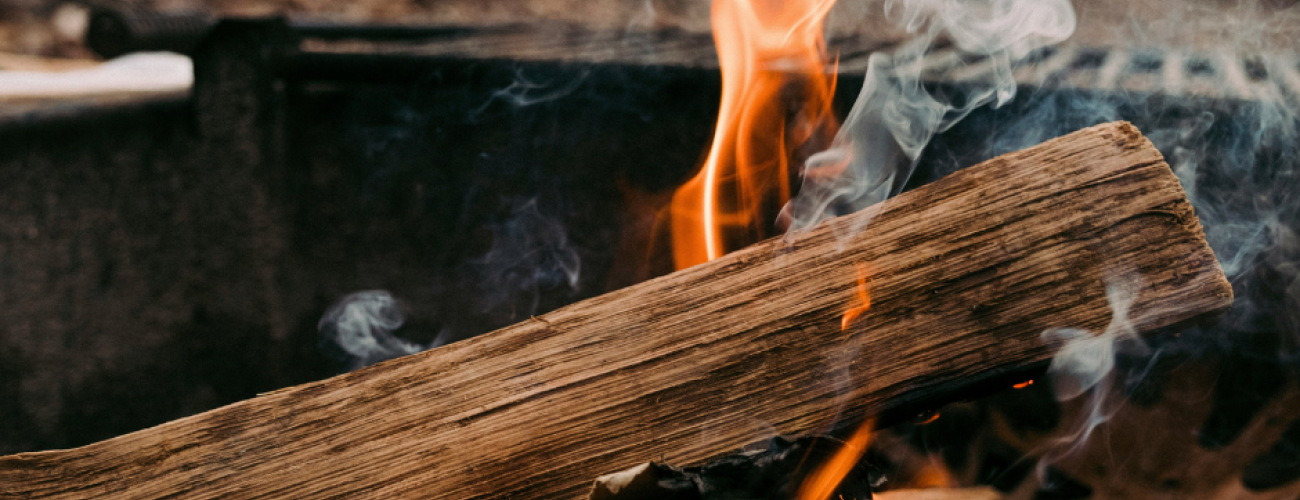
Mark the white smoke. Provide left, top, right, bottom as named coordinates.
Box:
left=318, top=290, right=436, bottom=371
left=1043, top=271, right=1147, bottom=402
left=317, top=199, right=579, bottom=369
left=470, top=67, right=591, bottom=120
left=1037, top=270, right=1148, bottom=472
left=1148, top=111, right=1278, bottom=282
left=967, top=1, right=1300, bottom=350
left=781, top=0, right=1076, bottom=242
left=474, top=198, right=582, bottom=322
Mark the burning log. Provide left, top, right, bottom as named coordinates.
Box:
left=0, top=122, right=1231, bottom=500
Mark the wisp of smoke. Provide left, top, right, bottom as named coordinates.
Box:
left=318, top=290, right=429, bottom=371
left=1044, top=270, right=1147, bottom=402
left=934, top=3, right=1300, bottom=489
left=470, top=67, right=592, bottom=120
left=318, top=199, right=580, bottom=369
left=1038, top=270, right=1148, bottom=471
left=475, top=198, right=582, bottom=322
left=781, top=0, right=1075, bottom=243
left=980, top=86, right=1300, bottom=352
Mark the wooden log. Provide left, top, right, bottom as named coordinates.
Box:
left=0, top=122, right=1231, bottom=500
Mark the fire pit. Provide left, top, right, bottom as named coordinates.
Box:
left=1, top=0, right=1299, bottom=499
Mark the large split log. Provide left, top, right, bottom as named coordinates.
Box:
left=0, top=122, right=1231, bottom=499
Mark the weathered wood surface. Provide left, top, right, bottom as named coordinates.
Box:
left=0, top=122, right=1231, bottom=500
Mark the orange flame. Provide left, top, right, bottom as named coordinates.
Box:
left=797, top=419, right=875, bottom=500
left=670, top=0, right=840, bottom=269
left=794, top=263, right=875, bottom=500
left=841, top=263, right=872, bottom=330
left=1013, top=379, right=1035, bottom=389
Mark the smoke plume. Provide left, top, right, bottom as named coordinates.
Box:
left=1043, top=271, right=1146, bottom=403
left=474, top=198, right=582, bottom=323
left=318, top=290, right=432, bottom=371
left=470, top=67, right=592, bottom=120
left=781, top=0, right=1076, bottom=243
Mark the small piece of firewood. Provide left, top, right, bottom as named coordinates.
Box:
left=0, top=122, right=1231, bottom=499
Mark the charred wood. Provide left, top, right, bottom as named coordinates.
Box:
left=588, top=436, right=877, bottom=500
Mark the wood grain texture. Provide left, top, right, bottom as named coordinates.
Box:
left=0, top=122, right=1231, bottom=500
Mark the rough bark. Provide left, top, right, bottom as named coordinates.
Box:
left=0, top=122, right=1232, bottom=500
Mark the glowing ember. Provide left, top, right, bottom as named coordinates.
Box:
left=906, top=460, right=958, bottom=489
left=669, top=0, right=840, bottom=269
left=1013, top=379, right=1035, bottom=389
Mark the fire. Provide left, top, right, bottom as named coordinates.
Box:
left=675, top=1, right=866, bottom=496
left=795, top=263, right=875, bottom=500
left=1013, top=379, right=1034, bottom=389
left=669, top=0, right=840, bottom=269
left=841, top=263, right=872, bottom=330
left=797, top=418, right=875, bottom=500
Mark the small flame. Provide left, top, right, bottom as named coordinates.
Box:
left=669, top=0, right=840, bottom=269
left=841, top=263, right=873, bottom=330
left=917, top=411, right=940, bottom=425
left=1013, top=379, right=1035, bottom=389
left=794, top=264, right=877, bottom=500
left=796, top=418, right=876, bottom=500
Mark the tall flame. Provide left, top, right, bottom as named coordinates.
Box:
left=669, top=0, right=840, bottom=269
left=674, top=1, right=870, bottom=496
